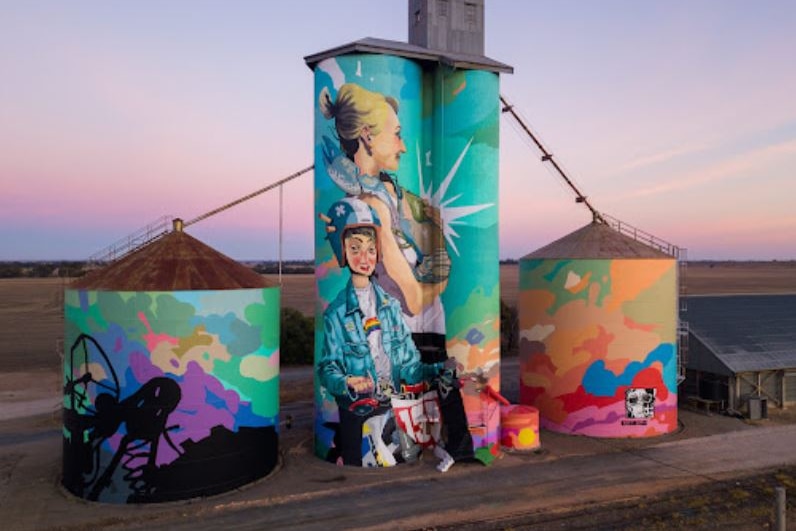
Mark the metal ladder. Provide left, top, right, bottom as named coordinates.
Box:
left=86, top=215, right=174, bottom=267
left=603, top=214, right=689, bottom=385
left=677, top=249, right=689, bottom=385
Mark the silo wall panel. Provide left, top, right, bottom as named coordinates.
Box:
left=62, top=288, right=280, bottom=503
left=518, top=258, right=677, bottom=437
left=312, top=53, right=501, bottom=466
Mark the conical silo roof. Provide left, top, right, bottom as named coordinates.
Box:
left=522, top=222, right=672, bottom=260
left=72, top=227, right=273, bottom=291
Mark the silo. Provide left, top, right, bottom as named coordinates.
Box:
left=305, top=39, right=511, bottom=467
left=518, top=222, right=678, bottom=438
left=63, top=222, right=280, bottom=503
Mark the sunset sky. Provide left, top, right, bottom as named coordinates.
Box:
left=2, top=1, right=795, bottom=261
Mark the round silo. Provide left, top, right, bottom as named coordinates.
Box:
left=63, top=221, right=280, bottom=503
left=308, top=46, right=504, bottom=467
left=518, top=222, right=678, bottom=438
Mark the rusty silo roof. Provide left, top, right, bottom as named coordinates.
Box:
left=522, top=222, right=673, bottom=260
left=71, top=228, right=274, bottom=291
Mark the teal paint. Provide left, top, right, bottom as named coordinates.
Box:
left=62, top=288, right=280, bottom=502
left=312, top=52, right=503, bottom=466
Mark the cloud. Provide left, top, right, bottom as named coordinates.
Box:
left=615, top=142, right=712, bottom=173
left=614, top=138, right=796, bottom=200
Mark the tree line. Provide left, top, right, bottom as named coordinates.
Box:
left=0, top=260, right=316, bottom=279
left=2, top=259, right=523, bottom=279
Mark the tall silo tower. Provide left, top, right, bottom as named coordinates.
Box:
left=518, top=222, right=678, bottom=438
left=305, top=0, right=512, bottom=467
left=63, top=221, right=280, bottom=503
left=409, top=0, right=485, bottom=55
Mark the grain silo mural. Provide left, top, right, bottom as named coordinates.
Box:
left=307, top=45, right=509, bottom=468
left=63, top=226, right=280, bottom=503
left=518, top=222, right=678, bottom=438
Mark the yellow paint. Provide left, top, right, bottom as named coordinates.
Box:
left=520, top=323, right=555, bottom=342
left=605, top=259, right=674, bottom=312
left=172, top=325, right=213, bottom=356
left=240, top=354, right=279, bottom=382
left=150, top=329, right=231, bottom=375
left=517, top=427, right=537, bottom=447
left=521, top=372, right=550, bottom=388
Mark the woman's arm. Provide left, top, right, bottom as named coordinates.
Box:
left=363, top=195, right=447, bottom=316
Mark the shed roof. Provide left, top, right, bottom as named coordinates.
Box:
left=304, top=37, right=513, bottom=74
left=684, top=294, right=796, bottom=373
left=521, top=222, right=673, bottom=260
left=71, top=230, right=273, bottom=291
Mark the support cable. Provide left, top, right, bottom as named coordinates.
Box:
left=499, top=94, right=605, bottom=224
left=183, top=165, right=313, bottom=228
left=88, top=165, right=313, bottom=266
left=279, top=183, right=284, bottom=285
left=500, top=94, right=690, bottom=386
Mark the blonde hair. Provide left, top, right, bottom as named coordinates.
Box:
left=319, top=83, right=399, bottom=159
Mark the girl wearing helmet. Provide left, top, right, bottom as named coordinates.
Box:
left=317, top=198, right=454, bottom=470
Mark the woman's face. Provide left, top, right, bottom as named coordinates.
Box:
left=369, top=105, right=406, bottom=172
left=344, top=232, right=378, bottom=277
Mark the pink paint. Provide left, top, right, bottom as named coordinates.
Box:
left=500, top=405, right=540, bottom=450
left=138, top=311, right=179, bottom=351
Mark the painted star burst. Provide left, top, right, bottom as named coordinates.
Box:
left=416, top=138, right=494, bottom=256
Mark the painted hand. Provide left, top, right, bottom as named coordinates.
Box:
left=423, top=202, right=443, bottom=228
left=346, top=375, right=374, bottom=394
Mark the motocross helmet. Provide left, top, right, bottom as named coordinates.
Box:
left=325, top=197, right=381, bottom=268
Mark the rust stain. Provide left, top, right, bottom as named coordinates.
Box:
left=71, top=230, right=274, bottom=291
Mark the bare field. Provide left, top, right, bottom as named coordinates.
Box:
left=263, top=273, right=316, bottom=316
left=2, top=261, right=793, bottom=374
left=0, top=278, right=67, bottom=374
left=499, top=260, right=796, bottom=308
left=683, top=260, right=796, bottom=295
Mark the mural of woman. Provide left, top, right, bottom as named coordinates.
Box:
left=317, top=197, right=454, bottom=469
left=319, top=83, right=448, bottom=331
left=319, top=83, right=473, bottom=460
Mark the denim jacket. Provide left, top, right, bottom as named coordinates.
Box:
left=317, top=278, right=442, bottom=408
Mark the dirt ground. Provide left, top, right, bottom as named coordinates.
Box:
left=1, top=262, right=795, bottom=529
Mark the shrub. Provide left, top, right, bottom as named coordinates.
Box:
left=280, top=307, right=314, bottom=365
left=500, top=298, right=518, bottom=355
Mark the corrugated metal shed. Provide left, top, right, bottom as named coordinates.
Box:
left=685, top=294, right=796, bottom=373
left=71, top=229, right=273, bottom=291
left=521, top=222, right=673, bottom=260
left=304, top=37, right=513, bottom=74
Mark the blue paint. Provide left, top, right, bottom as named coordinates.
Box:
left=582, top=343, right=675, bottom=397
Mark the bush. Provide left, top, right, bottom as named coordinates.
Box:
left=280, top=307, right=314, bottom=365
left=500, top=298, right=518, bottom=355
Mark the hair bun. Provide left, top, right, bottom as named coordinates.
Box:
left=319, top=86, right=335, bottom=119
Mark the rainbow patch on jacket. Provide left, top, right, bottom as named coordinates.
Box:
left=363, top=317, right=381, bottom=335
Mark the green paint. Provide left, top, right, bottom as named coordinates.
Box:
left=244, top=290, right=280, bottom=350
left=446, top=286, right=500, bottom=341
left=215, top=356, right=279, bottom=418
left=153, top=294, right=196, bottom=337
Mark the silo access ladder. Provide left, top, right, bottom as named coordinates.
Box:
left=86, top=166, right=313, bottom=270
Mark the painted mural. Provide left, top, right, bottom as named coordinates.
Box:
left=518, top=258, right=678, bottom=437
left=63, top=288, right=280, bottom=503
left=312, top=54, right=502, bottom=468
